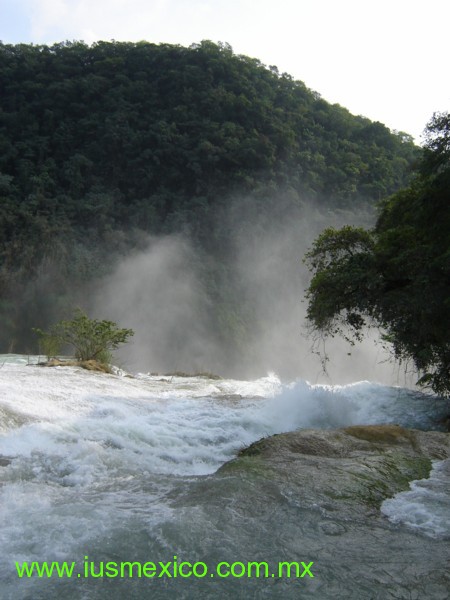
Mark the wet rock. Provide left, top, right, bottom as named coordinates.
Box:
left=38, top=358, right=112, bottom=373
left=319, top=521, right=347, bottom=535
left=220, top=425, right=450, bottom=515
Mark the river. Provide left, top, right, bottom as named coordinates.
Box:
left=0, top=355, right=449, bottom=599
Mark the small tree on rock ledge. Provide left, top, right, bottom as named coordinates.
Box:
left=34, top=309, right=134, bottom=363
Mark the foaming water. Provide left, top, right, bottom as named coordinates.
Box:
left=268, top=379, right=449, bottom=432
left=0, top=357, right=449, bottom=599
left=381, top=459, right=450, bottom=539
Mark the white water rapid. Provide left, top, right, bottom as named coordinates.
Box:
left=1, top=356, right=449, bottom=599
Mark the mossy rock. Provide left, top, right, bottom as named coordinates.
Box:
left=343, top=424, right=416, bottom=445
left=223, top=425, right=450, bottom=514
left=163, top=371, right=222, bottom=380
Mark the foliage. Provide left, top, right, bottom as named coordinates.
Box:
left=304, top=112, right=450, bottom=396
left=304, top=225, right=377, bottom=341
left=34, top=310, right=134, bottom=363
left=0, top=40, right=418, bottom=351
left=35, top=331, right=61, bottom=360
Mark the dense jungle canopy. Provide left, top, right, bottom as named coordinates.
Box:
left=0, top=40, right=419, bottom=356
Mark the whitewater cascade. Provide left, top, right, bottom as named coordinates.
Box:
left=0, top=356, right=449, bottom=599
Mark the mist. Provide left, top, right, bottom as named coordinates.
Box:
left=91, top=235, right=223, bottom=374
left=90, top=195, right=412, bottom=387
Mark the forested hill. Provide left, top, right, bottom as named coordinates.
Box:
left=0, top=40, right=419, bottom=356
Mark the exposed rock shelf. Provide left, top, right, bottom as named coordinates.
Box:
left=219, top=425, right=450, bottom=516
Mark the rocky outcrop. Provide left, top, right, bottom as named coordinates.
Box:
left=37, top=358, right=112, bottom=373
left=220, top=425, right=450, bottom=514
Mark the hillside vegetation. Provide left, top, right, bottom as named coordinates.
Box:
left=304, top=112, right=450, bottom=396
left=0, top=40, right=418, bottom=354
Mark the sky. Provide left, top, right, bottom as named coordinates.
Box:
left=0, top=0, right=448, bottom=143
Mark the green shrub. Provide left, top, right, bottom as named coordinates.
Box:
left=34, top=309, right=134, bottom=364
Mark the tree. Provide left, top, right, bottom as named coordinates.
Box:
left=304, top=112, right=450, bottom=396
left=34, top=309, right=134, bottom=363
left=0, top=40, right=418, bottom=354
